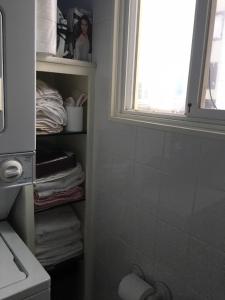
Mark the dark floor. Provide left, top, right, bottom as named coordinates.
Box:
left=47, top=258, right=84, bottom=300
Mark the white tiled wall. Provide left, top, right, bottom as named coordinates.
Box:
left=91, top=1, right=225, bottom=299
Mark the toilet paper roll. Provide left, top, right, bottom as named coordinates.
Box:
left=36, top=0, right=57, bottom=56
left=118, top=273, right=154, bottom=300
left=36, top=18, right=56, bottom=55
left=37, top=0, right=57, bottom=22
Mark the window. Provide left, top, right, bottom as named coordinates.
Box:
left=111, top=0, right=225, bottom=135
left=201, top=0, right=225, bottom=111
left=133, top=0, right=196, bottom=115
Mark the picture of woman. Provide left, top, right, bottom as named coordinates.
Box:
left=73, top=15, right=92, bottom=62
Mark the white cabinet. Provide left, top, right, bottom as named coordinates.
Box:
left=10, top=56, right=95, bottom=264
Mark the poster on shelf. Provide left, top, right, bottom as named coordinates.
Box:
left=57, top=7, right=68, bottom=58
left=57, top=7, right=92, bottom=62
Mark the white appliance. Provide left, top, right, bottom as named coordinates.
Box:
left=0, top=221, right=50, bottom=300
left=0, top=0, right=35, bottom=187
left=0, top=1, right=51, bottom=299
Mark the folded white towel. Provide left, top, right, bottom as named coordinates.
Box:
left=36, top=126, right=63, bottom=135
left=37, top=240, right=83, bottom=259
left=36, top=80, right=61, bottom=98
left=36, top=111, right=65, bottom=122
left=36, top=118, right=64, bottom=129
left=36, top=93, right=63, bottom=105
left=37, top=101, right=66, bottom=124
left=38, top=243, right=83, bottom=266
left=36, top=232, right=82, bottom=256
left=36, top=164, right=83, bottom=183
left=36, top=226, right=82, bottom=244
left=35, top=205, right=80, bottom=237
left=36, top=123, right=63, bottom=134
left=34, top=164, right=85, bottom=197
left=36, top=80, right=67, bottom=134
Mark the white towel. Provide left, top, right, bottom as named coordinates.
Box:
left=36, top=226, right=82, bottom=245
left=36, top=80, right=67, bottom=134
left=36, top=232, right=82, bottom=256
left=36, top=164, right=83, bottom=183
left=38, top=243, right=83, bottom=266
left=35, top=205, right=80, bottom=236
left=37, top=80, right=60, bottom=97
left=34, top=164, right=85, bottom=197
left=37, top=241, right=83, bottom=260
left=35, top=205, right=83, bottom=266
left=36, top=102, right=66, bottom=125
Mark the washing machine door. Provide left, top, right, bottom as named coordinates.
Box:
left=0, top=235, right=27, bottom=289
left=0, top=222, right=50, bottom=300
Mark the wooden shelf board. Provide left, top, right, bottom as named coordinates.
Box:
left=36, top=131, right=87, bottom=137
left=36, top=55, right=96, bottom=76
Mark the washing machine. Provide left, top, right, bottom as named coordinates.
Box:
left=0, top=0, right=50, bottom=298
left=0, top=188, right=50, bottom=300
left=0, top=221, right=50, bottom=300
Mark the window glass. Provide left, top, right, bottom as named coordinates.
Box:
left=201, top=0, right=225, bottom=110
left=132, top=0, right=196, bottom=115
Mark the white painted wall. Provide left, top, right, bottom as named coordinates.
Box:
left=91, top=1, right=225, bottom=299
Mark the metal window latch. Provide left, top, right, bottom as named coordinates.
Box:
left=187, top=103, right=192, bottom=113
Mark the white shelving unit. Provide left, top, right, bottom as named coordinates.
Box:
left=10, top=56, right=95, bottom=262
left=36, top=56, right=96, bottom=75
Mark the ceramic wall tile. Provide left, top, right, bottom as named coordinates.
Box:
left=155, top=221, right=189, bottom=277
left=154, top=263, right=187, bottom=300
left=158, top=174, right=197, bottom=231
left=162, top=132, right=201, bottom=176
left=135, top=127, right=165, bottom=170
left=208, top=247, right=225, bottom=300
left=198, top=138, right=225, bottom=190
left=190, top=186, right=225, bottom=251
left=134, top=210, right=157, bottom=258
left=133, top=163, right=161, bottom=215
left=186, top=238, right=211, bottom=297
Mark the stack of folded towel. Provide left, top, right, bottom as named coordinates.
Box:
left=34, top=163, right=85, bottom=211
left=36, top=80, right=67, bottom=134
left=35, top=205, right=83, bottom=267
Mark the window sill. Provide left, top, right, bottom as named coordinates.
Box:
left=110, top=111, right=225, bottom=138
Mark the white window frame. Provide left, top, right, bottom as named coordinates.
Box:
left=111, top=0, right=225, bottom=136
